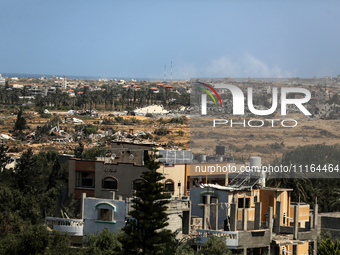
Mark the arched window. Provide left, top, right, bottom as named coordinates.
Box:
left=164, top=179, right=175, bottom=193
left=102, top=177, right=118, bottom=190
left=95, top=202, right=116, bottom=223
left=132, top=179, right=145, bottom=191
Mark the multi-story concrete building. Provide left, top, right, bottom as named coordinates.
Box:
left=68, top=158, right=149, bottom=199
left=46, top=194, right=126, bottom=244
left=29, top=85, right=46, bottom=97
left=46, top=192, right=191, bottom=243
left=192, top=182, right=317, bottom=254
left=0, top=74, right=5, bottom=85
left=68, top=158, right=190, bottom=199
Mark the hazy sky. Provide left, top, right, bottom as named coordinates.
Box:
left=1, top=0, right=339, bottom=79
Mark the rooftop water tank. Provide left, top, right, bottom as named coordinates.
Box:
left=216, top=145, right=225, bottom=155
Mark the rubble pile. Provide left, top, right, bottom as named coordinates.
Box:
left=134, top=105, right=169, bottom=116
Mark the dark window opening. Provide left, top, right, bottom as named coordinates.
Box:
left=102, top=177, right=118, bottom=190
left=238, top=198, right=244, bottom=208
left=238, top=197, right=250, bottom=208
left=76, top=171, right=95, bottom=188
left=165, top=180, right=174, bottom=192
left=98, top=208, right=113, bottom=221
left=245, top=198, right=250, bottom=208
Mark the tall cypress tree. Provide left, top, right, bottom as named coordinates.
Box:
left=14, top=108, right=27, bottom=131
left=120, top=151, right=176, bottom=255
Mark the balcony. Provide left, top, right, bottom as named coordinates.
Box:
left=196, top=229, right=239, bottom=248
left=45, top=217, right=83, bottom=236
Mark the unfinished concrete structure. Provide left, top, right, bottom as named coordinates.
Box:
left=194, top=186, right=318, bottom=254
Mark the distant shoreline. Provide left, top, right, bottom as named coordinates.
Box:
left=0, top=72, right=186, bottom=81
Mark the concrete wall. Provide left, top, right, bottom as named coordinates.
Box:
left=165, top=200, right=190, bottom=234
left=83, top=197, right=126, bottom=235
left=94, top=161, right=148, bottom=198
left=284, top=243, right=309, bottom=255
left=318, top=214, right=340, bottom=240
left=289, top=204, right=310, bottom=228
left=69, top=159, right=149, bottom=199
left=190, top=187, right=229, bottom=230
left=158, top=164, right=186, bottom=197
left=69, top=159, right=97, bottom=198
left=238, top=229, right=271, bottom=249
left=260, top=188, right=291, bottom=226
left=237, top=208, right=255, bottom=221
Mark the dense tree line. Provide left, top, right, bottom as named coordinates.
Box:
left=0, top=144, right=71, bottom=254
left=0, top=85, right=190, bottom=111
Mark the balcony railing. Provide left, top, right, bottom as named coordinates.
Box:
left=196, top=229, right=239, bottom=247
left=45, top=217, right=83, bottom=236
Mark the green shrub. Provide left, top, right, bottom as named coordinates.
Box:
left=154, top=127, right=170, bottom=136
left=115, top=116, right=124, bottom=123
left=40, top=113, right=52, bottom=118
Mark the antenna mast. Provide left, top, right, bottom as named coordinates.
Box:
left=170, top=61, right=172, bottom=82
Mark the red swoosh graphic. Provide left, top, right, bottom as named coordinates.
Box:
left=200, top=82, right=223, bottom=106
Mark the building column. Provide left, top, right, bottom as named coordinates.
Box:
left=313, top=202, right=318, bottom=229
left=214, top=203, right=218, bottom=230
left=230, top=203, right=237, bottom=231
left=81, top=193, right=86, bottom=220
left=314, top=240, right=317, bottom=255
left=274, top=201, right=281, bottom=233
left=110, top=191, right=115, bottom=200
left=242, top=208, right=248, bottom=231
left=203, top=194, right=211, bottom=230
left=268, top=206, right=273, bottom=241
left=293, top=205, right=299, bottom=240
left=254, top=202, right=262, bottom=230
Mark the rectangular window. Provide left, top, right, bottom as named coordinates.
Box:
left=76, top=171, right=95, bottom=188
left=98, top=209, right=113, bottom=221
left=238, top=197, right=250, bottom=208
left=245, top=198, right=250, bottom=208
left=238, top=198, right=244, bottom=208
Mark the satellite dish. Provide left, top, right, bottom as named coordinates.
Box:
left=111, top=153, right=116, bottom=160
left=129, top=154, right=134, bottom=160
